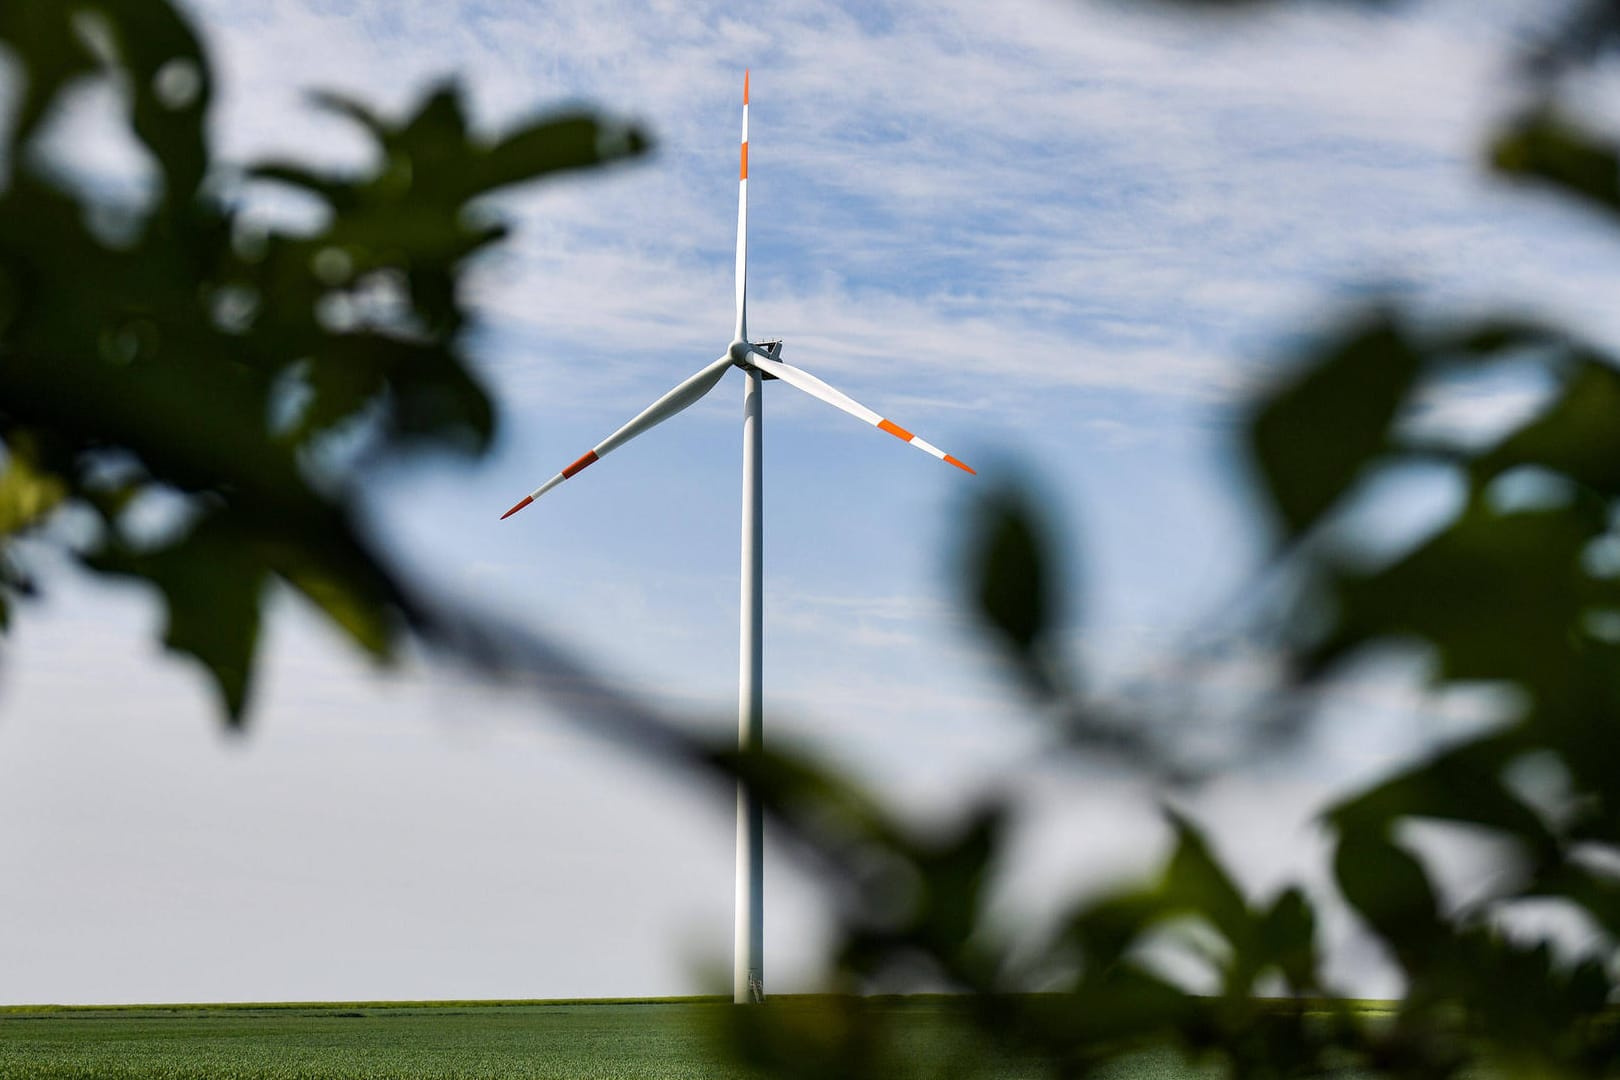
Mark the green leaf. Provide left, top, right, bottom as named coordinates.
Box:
left=297, top=86, right=651, bottom=211
left=293, top=332, right=494, bottom=452
left=1162, top=810, right=1251, bottom=953
left=0, top=436, right=66, bottom=536
left=308, top=90, right=390, bottom=141
left=1257, top=887, right=1317, bottom=992
left=1436, top=318, right=1562, bottom=358
left=1334, top=829, right=1439, bottom=960
left=1059, top=888, right=1164, bottom=982
left=1526, top=860, right=1620, bottom=944
left=0, top=6, right=98, bottom=148
left=908, top=806, right=1005, bottom=962
left=967, top=485, right=1055, bottom=663
left=247, top=163, right=358, bottom=209
left=96, top=0, right=214, bottom=206
left=88, top=516, right=267, bottom=723
left=476, top=113, right=652, bottom=195
left=1492, top=111, right=1620, bottom=221
left=388, top=83, right=473, bottom=202
left=1327, top=736, right=1557, bottom=862
left=1309, top=501, right=1615, bottom=688
left=1248, top=313, right=1422, bottom=538
left=1475, top=358, right=1620, bottom=496
left=278, top=556, right=396, bottom=661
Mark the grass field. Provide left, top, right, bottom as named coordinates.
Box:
left=3, top=1000, right=734, bottom=1080
left=0, top=997, right=1399, bottom=1079
left=0, top=998, right=1127, bottom=1080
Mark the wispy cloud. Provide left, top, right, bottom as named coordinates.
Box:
left=183, top=0, right=1620, bottom=432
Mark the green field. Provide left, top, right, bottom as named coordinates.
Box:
left=0, top=997, right=1405, bottom=1079
left=1, top=998, right=1138, bottom=1080
left=3, top=1000, right=724, bottom=1080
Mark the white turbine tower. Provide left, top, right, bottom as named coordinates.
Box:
left=500, top=71, right=974, bottom=1005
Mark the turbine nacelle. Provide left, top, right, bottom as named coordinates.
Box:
left=729, top=339, right=782, bottom=378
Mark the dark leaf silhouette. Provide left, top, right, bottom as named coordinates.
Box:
left=0, top=1, right=647, bottom=719
left=1248, top=313, right=1421, bottom=539
left=967, top=484, right=1059, bottom=695
left=1493, top=112, right=1620, bottom=221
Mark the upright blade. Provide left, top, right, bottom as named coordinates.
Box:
left=735, top=69, right=749, bottom=342
left=748, top=350, right=975, bottom=475
left=501, top=356, right=734, bottom=518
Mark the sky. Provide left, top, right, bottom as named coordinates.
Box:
left=3, top=0, right=1620, bottom=1005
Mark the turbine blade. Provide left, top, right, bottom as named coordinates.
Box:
left=748, top=351, right=975, bottom=475
left=735, top=69, right=749, bottom=341
left=501, top=356, right=734, bottom=518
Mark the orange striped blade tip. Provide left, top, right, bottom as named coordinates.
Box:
left=878, top=418, right=913, bottom=442
left=561, top=450, right=598, bottom=478
left=500, top=495, right=533, bottom=520
left=944, top=455, right=976, bottom=475
left=744, top=69, right=750, bottom=104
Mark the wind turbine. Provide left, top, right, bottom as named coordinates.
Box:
left=500, top=71, right=974, bottom=1004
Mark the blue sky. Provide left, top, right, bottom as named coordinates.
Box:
left=2, top=0, right=1618, bottom=1004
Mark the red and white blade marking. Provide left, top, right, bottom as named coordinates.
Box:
left=735, top=70, right=749, bottom=341
left=749, top=351, right=975, bottom=475
left=877, top=419, right=976, bottom=474
left=499, top=357, right=732, bottom=519
left=502, top=71, right=973, bottom=523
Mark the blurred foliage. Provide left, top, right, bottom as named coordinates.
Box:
left=11, top=1, right=1620, bottom=1079
left=0, top=0, right=646, bottom=720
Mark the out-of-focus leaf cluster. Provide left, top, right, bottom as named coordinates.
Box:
left=0, top=0, right=646, bottom=720
left=1252, top=308, right=1620, bottom=1075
